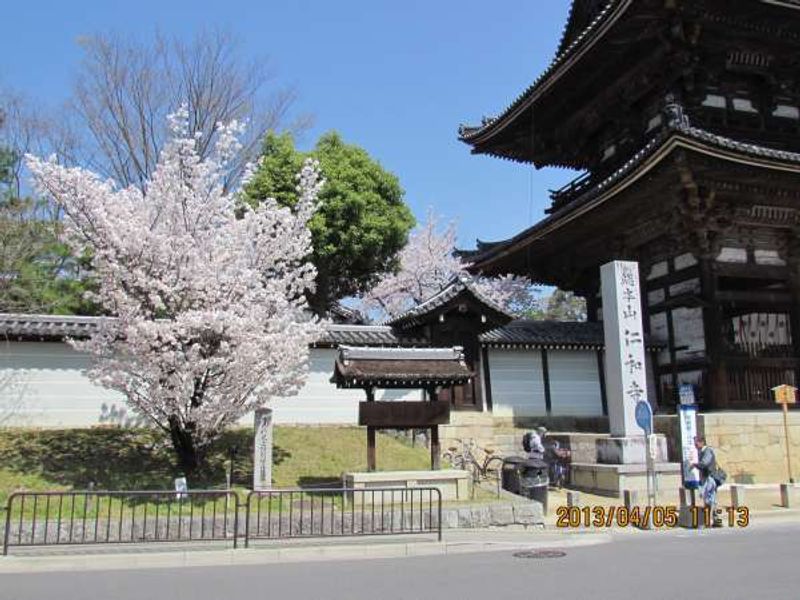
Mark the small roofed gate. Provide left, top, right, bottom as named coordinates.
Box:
left=331, top=346, right=474, bottom=471
left=387, top=275, right=514, bottom=411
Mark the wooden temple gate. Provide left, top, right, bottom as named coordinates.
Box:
left=331, top=346, right=474, bottom=471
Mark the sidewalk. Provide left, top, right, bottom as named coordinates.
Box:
left=543, top=486, right=800, bottom=528
left=0, top=528, right=610, bottom=574
left=3, top=487, right=798, bottom=575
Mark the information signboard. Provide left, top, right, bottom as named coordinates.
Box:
left=678, top=384, right=696, bottom=406
left=678, top=404, right=700, bottom=489
left=772, top=384, right=797, bottom=405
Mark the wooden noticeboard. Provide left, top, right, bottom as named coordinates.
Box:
left=772, top=384, right=796, bottom=483
left=358, top=401, right=451, bottom=428
left=772, top=384, right=798, bottom=405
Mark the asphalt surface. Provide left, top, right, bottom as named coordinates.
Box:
left=2, top=523, right=798, bottom=600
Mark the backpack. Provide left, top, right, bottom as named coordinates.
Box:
left=522, top=432, right=533, bottom=453
left=712, top=466, right=727, bottom=488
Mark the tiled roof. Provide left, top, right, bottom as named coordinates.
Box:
left=547, top=116, right=800, bottom=217
left=0, top=313, right=107, bottom=340
left=327, top=303, right=366, bottom=325
left=0, top=313, right=425, bottom=347
left=480, top=319, right=664, bottom=350
left=388, top=274, right=514, bottom=329
left=332, top=346, right=473, bottom=387
left=459, top=0, right=800, bottom=148
left=467, top=111, right=800, bottom=270
left=459, top=0, right=624, bottom=144
left=316, top=325, right=424, bottom=347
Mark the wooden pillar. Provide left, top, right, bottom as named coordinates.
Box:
left=366, top=387, right=376, bottom=472
left=482, top=347, right=494, bottom=413
left=787, top=248, right=800, bottom=388
left=429, top=387, right=441, bottom=470
left=597, top=349, right=608, bottom=416
left=699, top=258, right=728, bottom=409
left=586, top=293, right=600, bottom=323
left=541, top=349, right=553, bottom=415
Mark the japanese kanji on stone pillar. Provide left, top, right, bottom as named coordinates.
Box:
left=601, top=260, right=647, bottom=438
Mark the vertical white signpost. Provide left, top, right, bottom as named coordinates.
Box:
left=601, top=260, right=647, bottom=439
left=678, top=384, right=700, bottom=489
left=253, top=408, right=273, bottom=490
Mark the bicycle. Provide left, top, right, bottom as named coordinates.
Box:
left=545, top=445, right=571, bottom=489
left=442, top=438, right=505, bottom=497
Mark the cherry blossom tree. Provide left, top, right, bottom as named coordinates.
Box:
left=360, top=212, right=538, bottom=319
left=26, top=109, right=324, bottom=474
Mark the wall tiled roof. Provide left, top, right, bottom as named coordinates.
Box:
left=332, top=346, right=473, bottom=387
left=0, top=313, right=424, bottom=347
left=480, top=319, right=664, bottom=350
left=388, top=274, right=514, bottom=329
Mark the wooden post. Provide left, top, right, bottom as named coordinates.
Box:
left=782, top=402, right=794, bottom=483
left=699, top=258, right=728, bottom=409
left=429, top=387, right=441, bottom=470
left=541, top=349, right=552, bottom=415
left=366, top=387, right=376, bottom=472
left=367, top=427, right=376, bottom=472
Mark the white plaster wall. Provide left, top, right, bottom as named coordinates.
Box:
left=486, top=348, right=547, bottom=417
left=548, top=351, right=604, bottom=416
left=267, top=348, right=421, bottom=424
left=0, top=342, right=420, bottom=428
left=0, top=341, right=127, bottom=427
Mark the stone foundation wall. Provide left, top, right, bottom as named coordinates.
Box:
left=443, top=410, right=799, bottom=485
left=655, top=410, right=800, bottom=484
left=440, top=413, right=612, bottom=462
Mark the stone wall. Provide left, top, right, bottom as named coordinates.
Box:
left=443, top=410, right=800, bottom=485
left=440, top=413, right=612, bottom=462
left=655, top=410, right=800, bottom=484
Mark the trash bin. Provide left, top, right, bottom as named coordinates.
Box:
left=519, top=459, right=549, bottom=515
left=501, top=456, right=526, bottom=495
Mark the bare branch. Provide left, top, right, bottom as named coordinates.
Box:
left=70, top=30, right=311, bottom=191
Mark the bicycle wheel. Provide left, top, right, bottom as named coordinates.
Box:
left=483, top=455, right=504, bottom=477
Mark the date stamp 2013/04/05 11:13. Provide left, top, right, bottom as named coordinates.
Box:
left=555, top=505, right=750, bottom=529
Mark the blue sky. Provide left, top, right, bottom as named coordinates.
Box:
left=1, top=0, right=577, bottom=250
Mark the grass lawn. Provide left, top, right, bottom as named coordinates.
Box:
left=0, top=426, right=432, bottom=508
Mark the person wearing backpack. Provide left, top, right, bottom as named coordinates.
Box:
left=522, top=427, right=546, bottom=460
left=692, top=435, right=726, bottom=527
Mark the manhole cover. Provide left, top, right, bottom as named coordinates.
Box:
left=513, top=549, right=566, bottom=559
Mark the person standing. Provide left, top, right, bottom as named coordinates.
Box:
left=692, top=435, right=722, bottom=527
left=523, top=426, right=546, bottom=460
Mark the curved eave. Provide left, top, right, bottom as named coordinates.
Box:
left=459, top=0, right=631, bottom=148
left=469, top=130, right=800, bottom=275
left=459, top=0, right=800, bottom=155
left=468, top=145, right=582, bottom=169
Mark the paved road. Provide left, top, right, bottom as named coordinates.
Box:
left=2, top=523, right=798, bottom=600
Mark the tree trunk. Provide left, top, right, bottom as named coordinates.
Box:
left=169, top=417, right=203, bottom=476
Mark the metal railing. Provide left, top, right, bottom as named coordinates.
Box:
left=3, top=486, right=443, bottom=555
left=244, top=487, right=442, bottom=547
left=3, top=490, right=239, bottom=555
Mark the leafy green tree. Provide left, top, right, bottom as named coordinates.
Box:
left=0, top=196, right=95, bottom=315
left=0, top=109, right=95, bottom=315
left=246, top=132, right=415, bottom=314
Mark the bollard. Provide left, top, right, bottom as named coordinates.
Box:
left=730, top=484, right=746, bottom=510
left=622, top=489, right=638, bottom=511
left=678, top=487, right=696, bottom=528
left=780, top=483, right=796, bottom=508
left=567, top=491, right=581, bottom=508
left=678, top=487, right=691, bottom=508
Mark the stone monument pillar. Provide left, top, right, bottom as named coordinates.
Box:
left=598, top=260, right=667, bottom=464
left=253, top=408, right=273, bottom=490
left=601, top=260, right=645, bottom=437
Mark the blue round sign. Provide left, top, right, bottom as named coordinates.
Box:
left=635, top=401, right=653, bottom=435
